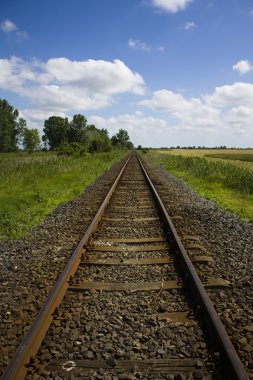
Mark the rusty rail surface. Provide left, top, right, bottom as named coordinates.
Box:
left=2, top=152, right=249, bottom=380
left=138, top=156, right=249, bottom=380
left=2, top=154, right=131, bottom=380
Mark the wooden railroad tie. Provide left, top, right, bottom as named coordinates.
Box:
left=46, top=358, right=200, bottom=375
left=80, top=256, right=214, bottom=266
left=69, top=278, right=230, bottom=292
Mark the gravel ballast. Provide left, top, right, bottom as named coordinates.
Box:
left=143, top=157, right=253, bottom=378
left=0, top=154, right=252, bottom=378
left=0, top=157, right=127, bottom=376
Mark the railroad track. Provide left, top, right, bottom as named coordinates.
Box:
left=2, top=153, right=249, bottom=379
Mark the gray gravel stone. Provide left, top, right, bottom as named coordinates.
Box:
left=1, top=154, right=252, bottom=379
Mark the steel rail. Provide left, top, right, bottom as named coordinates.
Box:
left=2, top=153, right=132, bottom=380
left=138, top=155, right=249, bottom=380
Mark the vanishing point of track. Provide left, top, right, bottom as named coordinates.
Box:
left=2, top=153, right=249, bottom=379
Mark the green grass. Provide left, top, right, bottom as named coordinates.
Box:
left=147, top=152, right=253, bottom=222
left=0, top=151, right=127, bottom=241
left=205, top=153, right=253, bottom=162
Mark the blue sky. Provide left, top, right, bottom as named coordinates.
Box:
left=1, top=0, right=253, bottom=147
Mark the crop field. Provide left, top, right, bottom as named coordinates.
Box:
left=148, top=149, right=253, bottom=222
left=205, top=152, right=253, bottom=163
left=157, top=149, right=253, bottom=170
left=0, top=151, right=127, bottom=241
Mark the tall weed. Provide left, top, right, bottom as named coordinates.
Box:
left=161, top=155, right=253, bottom=194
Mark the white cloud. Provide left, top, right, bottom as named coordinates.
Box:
left=0, top=57, right=52, bottom=91
left=16, top=83, right=253, bottom=147
left=19, top=109, right=68, bottom=134
left=128, top=39, right=151, bottom=51
left=0, top=19, right=17, bottom=32
left=139, top=84, right=253, bottom=141
left=128, top=38, right=164, bottom=52
left=205, top=82, right=253, bottom=108
left=89, top=112, right=169, bottom=147
left=0, top=56, right=145, bottom=112
left=0, top=18, right=28, bottom=39
left=89, top=110, right=230, bottom=148
left=151, top=0, right=192, bottom=13
left=184, top=21, right=197, bottom=30
left=139, top=89, right=220, bottom=127
left=233, top=60, right=253, bottom=75
left=16, top=31, right=29, bottom=40
left=46, top=58, right=145, bottom=95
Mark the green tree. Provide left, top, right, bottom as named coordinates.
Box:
left=111, top=128, right=133, bottom=150
left=42, top=116, right=68, bottom=150
left=67, top=114, right=87, bottom=144
left=116, top=128, right=130, bottom=149
left=23, top=128, right=41, bottom=153
left=111, top=135, right=119, bottom=147
left=126, top=141, right=134, bottom=150
left=17, top=118, right=27, bottom=145
left=86, top=125, right=111, bottom=153
left=0, top=99, right=25, bottom=152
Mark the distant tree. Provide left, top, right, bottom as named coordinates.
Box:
left=67, top=114, right=87, bottom=144
left=126, top=141, right=134, bottom=150
left=0, top=99, right=25, bottom=152
left=116, top=128, right=130, bottom=149
left=111, top=135, right=119, bottom=147
left=137, top=145, right=142, bottom=150
left=111, top=129, right=133, bottom=150
left=17, top=118, right=27, bottom=145
left=86, top=125, right=111, bottom=153
left=42, top=113, right=114, bottom=153
left=43, top=116, right=68, bottom=150
left=22, top=128, right=41, bottom=153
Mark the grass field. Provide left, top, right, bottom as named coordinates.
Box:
left=0, top=151, right=127, bottom=241
left=148, top=149, right=253, bottom=222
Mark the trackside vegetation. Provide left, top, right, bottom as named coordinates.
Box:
left=0, top=98, right=134, bottom=242
left=0, top=151, right=127, bottom=241
left=148, top=151, right=253, bottom=222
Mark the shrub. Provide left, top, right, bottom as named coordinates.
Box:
left=57, top=142, right=87, bottom=157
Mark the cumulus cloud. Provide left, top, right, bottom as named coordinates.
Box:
left=89, top=112, right=168, bottom=147
left=139, top=84, right=253, bottom=141
left=151, top=0, right=192, bottom=13
left=0, top=18, right=28, bottom=39
left=89, top=110, right=228, bottom=148
left=233, top=60, right=253, bottom=75
left=205, top=82, right=253, bottom=108
left=139, top=89, right=220, bottom=127
left=0, top=56, right=145, bottom=112
left=19, top=109, right=68, bottom=133
left=184, top=21, right=197, bottom=30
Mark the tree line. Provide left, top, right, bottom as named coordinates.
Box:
left=0, top=98, right=133, bottom=154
